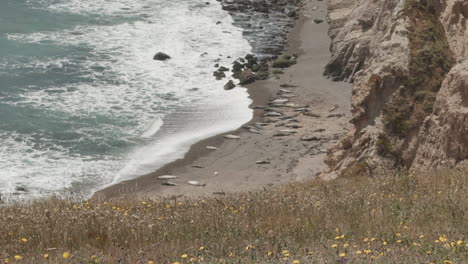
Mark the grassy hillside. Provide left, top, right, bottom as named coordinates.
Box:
left=0, top=169, right=466, bottom=263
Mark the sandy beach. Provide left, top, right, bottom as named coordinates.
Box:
left=95, top=0, right=352, bottom=200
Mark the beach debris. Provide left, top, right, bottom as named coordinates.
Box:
left=224, top=134, right=241, bottom=139
left=329, top=104, right=339, bottom=112
left=187, top=181, right=206, bottom=187
left=264, top=111, right=283, bottom=117
left=157, top=175, right=177, bottom=180
left=256, top=160, right=270, bottom=164
left=192, top=165, right=204, bottom=168
left=161, top=182, right=177, bottom=186
left=270, top=99, right=289, bottom=104
left=224, top=80, right=236, bottom=90
left=301, top=136, right=321, bottom=142
left=153, top=52, right=171, bottom=61
left=206, top=146, right=219, bottom=150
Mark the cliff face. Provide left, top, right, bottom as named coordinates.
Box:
left=325, top=0, right=468, bottom=174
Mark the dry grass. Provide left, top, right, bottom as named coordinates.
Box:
left=0, top=169, right=467, bottom=263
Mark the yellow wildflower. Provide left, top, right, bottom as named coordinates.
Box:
left=396, top=240, right=402, bottom=243
left=14, top=256, right=22, bottom=260
left=456, top=240, right=463, bottom=245
left=148, top=261, right=154, bottom=264
left=363, top=238, right=369, bottom=242
left=340, top=234, right=345, bottom=239
left=199, top=246, right=205, bottom=251
left=165, top=204, right=171, bottom=208
left=343, top=243, right=349, bottom=248
left=43, top=254, right=49, bottom=259
left=419, top=235, right=425, bottom=239
left=439, top=236, right=447, bottom=242
left=395, top=233, right=401, bottom=237
left=173, top=262, right=180, bottom=264
left=382, top=241, right=387, bottom=245
left=335, top=236, right=341, bottom=240
left=181, top=254, right=188, bottom=259
left=293, top=260, right=300, bottom=264
left=356, top=250, right=362, bottom=255
left=425, top=251, right=431, bottom=254
left=442, top=261, right=452, bottom=264
left=339, top=253, right=346, bottom=257
left=267, top=252, right=273, bottom=257
left=63, top=252, right=70, bottom=259
left=331, top=244, right=338, bottom=248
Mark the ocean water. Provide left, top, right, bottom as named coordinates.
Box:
left=0, top=0, right=253, bottom=198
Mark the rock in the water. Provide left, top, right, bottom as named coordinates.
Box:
left=187, top=181, right=206, bottom=186
left=153, top=52, right=171, bottom=61
left=162, top=182, right=177, bottom=186
left=224, top=80, right=236, bottom=90
left=158, top=175, right=177, bottom=180
left=206, top=146, right=219, bottom=150
left=224, top=134, right=241, bottom=139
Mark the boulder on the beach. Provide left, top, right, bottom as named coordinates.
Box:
left=238, top=69, right=256, bottom=85
left=313, top=19, right=324, bottom=24
left=153, top=52, right=171, bottom=61
left=161, top=182, right=177, bottom=186
left=224, top=80, right=236, bottom=90
left=213, top=70, right=226, bottom=79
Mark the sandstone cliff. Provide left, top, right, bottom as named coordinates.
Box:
left=325, top=0, right=468, bottom=175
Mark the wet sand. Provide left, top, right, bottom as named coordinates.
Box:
left=94, top=0, right=352, bottom=200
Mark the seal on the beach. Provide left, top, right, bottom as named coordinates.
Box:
left=224, top=134, right=241, bottom=139
left=157, top=175, right=177, bottom=180
left=161, top=182, right=177, bottom=186
left=264, top=112, right=282, bottom=117
left=187, top=181, right=206, bottom=187
left=206, top=146, right=219, bottom=150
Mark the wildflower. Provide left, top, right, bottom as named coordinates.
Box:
left=450, top=242, right=456, bottom=247
left=293, top=260, right=300, bottom=264
left=363, top=249, right=372, bottom=254
left=189, top=258, right=196, bottom=262
left=148, top=261, right=154, bottom=264
left=363, top=238, right=369, bottom=242
left=370, top=237, right=376, bottom=241
left=14, top=256, right=22, bottom=260
left=331, top=244, right=338, bottom=248
left=4, top=258, right=9, bottom=263
left=199, top=246, right=205, bottom=251
left=379, top=252, right=384, bottom=256
left=356, top=250, right=362, bottom=255
left=173, top=262, right=180, bottom=264
left=63, top=252, right=70, bottom=259
left=307, top=251, right=312, bottom=255
left=370, top=255, right=376, bottom=260
left=335, top=228, right=340, bottom=233
left=419, top=235, right=425, bottom=239
left=395, top=233, right=401, bottom=237
left=425, top=251, right=431, bottom=254
left=340, top=234, right=345, bottom=239
left=165, top=204, right=171, bottom=209
left=386, top=248, right=392, bottom=252
left=335, top=236, right=341, bottom=240
left=435, top=240, right=440, bottom=243
left=181, top=254, right=188, bottom=259
left=396, top=240, right=402, bottom=243
left=245, top=245, right=253, bottom=250
left=412, top=242, right=419, bottom=247
left=456, top=240, right=463, bottom=245
left=343, top=243, right=349, bottom=248
left=439, top=236, right=447, bottom=242
left=283, top=250, right=289, bottom=254
left=267, top=252, right=273, bottom=257
left=44, top=254, right=49, bottom=259
left=339, top=253, right=346, bottom=257
left=382, top=241, right=387, bottom=245
left=442, top=261, right=452, bottom=264
left=20, top=238, right=28, bottom=243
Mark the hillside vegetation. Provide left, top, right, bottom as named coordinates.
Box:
left=0, top=170, right=466, bottom=263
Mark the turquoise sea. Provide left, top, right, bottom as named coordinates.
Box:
left=0, top=0, right=252, bottom=198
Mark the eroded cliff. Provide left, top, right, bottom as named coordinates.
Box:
left=325, top=0, right=468, bottom=175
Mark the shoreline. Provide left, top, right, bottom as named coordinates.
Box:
left=94, top=0, right=352, bottom=200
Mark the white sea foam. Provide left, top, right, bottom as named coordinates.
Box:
left=1, top=0, right=253, bottom=197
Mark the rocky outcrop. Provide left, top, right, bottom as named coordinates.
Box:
left=412, top=60, right=468, bottom=170
left=219, top=0, right=302, bottom=60
left=325, top=0, right=467, bottom=174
